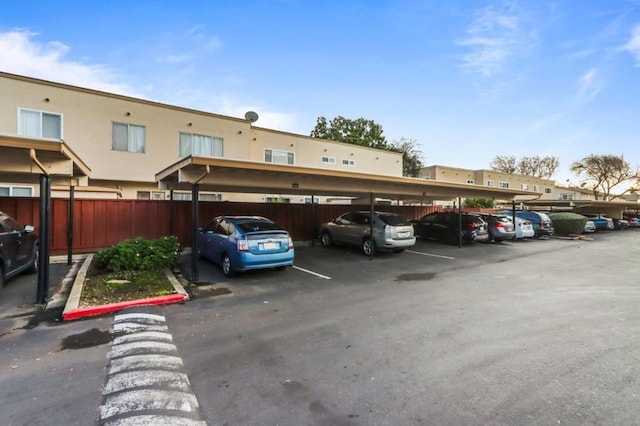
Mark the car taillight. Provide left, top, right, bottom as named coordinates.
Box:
left=237, top=237, right=249, bottom=252
left=495, top=222, right=504, bottom=228
left=288, top=237, right=293, bottom=249
left=467, top=223, right=475, bottom=228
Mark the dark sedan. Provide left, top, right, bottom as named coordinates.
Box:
left=412, top=211, right=489, bottom=245
left=0, top=211, right=39, bottom=290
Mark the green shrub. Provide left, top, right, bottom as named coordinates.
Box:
left=96, top=236, right=180, bottom=272
left=548, top=212, right=587, bottom=235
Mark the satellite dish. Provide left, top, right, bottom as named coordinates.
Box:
left=244, top=111, right=259, bottom=123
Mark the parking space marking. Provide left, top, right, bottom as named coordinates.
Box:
left=293, top=265, right=332, bottom=280
left=406, top=250, right=456, bottom=260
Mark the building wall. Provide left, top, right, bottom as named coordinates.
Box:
left=0, top=72, right=402, bottom=200
left=421, top=165, right=599, bottom=202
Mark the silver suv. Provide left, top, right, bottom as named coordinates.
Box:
left=319, top=211, right=416, bottom=255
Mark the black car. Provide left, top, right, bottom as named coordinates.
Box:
left=0, top=211, right=39, bottom=290
left=412, top=211, right=489, bottom=244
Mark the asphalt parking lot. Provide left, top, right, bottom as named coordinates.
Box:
left=181, top=232, right=603, bottom=298
left=172, top=229, right=640, bottom=425
left=1, top=229, right=639, bottom=425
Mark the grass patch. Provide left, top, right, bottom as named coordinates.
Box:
left=78, top=258, right=176, bottom=307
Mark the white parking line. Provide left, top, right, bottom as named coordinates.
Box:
left=292, top=265, right=332, bottom=280
left=406, top=250, right=456, bottom=260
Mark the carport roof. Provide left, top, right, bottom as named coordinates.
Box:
left=524, top=199, right=640, bottom=210
left=0, top=134, right=91, bottom=179
left=156, top=156, right=538, bottom=201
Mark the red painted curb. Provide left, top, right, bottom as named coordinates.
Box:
left=62, top=294, right=188, bottom=321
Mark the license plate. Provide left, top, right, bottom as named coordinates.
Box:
left=397, top=232, right=410, bottom=238
left=261, top=242, right=279, bottom=250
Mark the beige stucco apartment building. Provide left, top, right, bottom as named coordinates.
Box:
left=0, top=72, right=403, bottom=202
left=421, top=165, right=601, bottom=204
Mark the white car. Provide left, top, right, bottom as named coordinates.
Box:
left=509, top=216, right=535, bottom=239
left=583, top=220, right=597, bottom=233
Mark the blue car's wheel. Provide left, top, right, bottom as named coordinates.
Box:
left=222, top=254, right=234, bottom=277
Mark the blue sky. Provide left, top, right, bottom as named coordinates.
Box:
left=2, top=0, right=640, bottom=185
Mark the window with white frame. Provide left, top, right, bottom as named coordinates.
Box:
left=342, top=159, right=356, bottom=167
left=265, top=196, right=291, bottom=203
left=171, top=192, right=222, bottom=201
left=560, top=193, right=575, bottom=200
left=18, top=108, right=62, bottom=138
left=179, top=132, right=223, bottom=157
left=486, top=180, right=494, bottom=187
left=137, top=191, right=167, bottom=200
left=467, top=179, right=475, bottom=184
left=112, top=122, right=146, bottom=153
left=533, top=185, right=539, bottom=192
left=0, top=185, right=34, bottom=197
left=544, top=187, right=552, bottom=194
left=321, top=156, right=336, bottom=164
left=499, top=181, right=509, bottom=189
left=264, top=149, right=294, bottom=165
left=521, top=183, right=529, bottom=190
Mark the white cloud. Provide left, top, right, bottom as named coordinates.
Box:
left=218, top=99, right=299, bottom=132
left=0, top=30, right=143, bottom=97
left=529, top=113, right=564, bottom=131
left=577, top=68, right=603, bottom=102
left=0, top=29, right=299, bottom=134
left=457, top=4, right=537, bottom=77
left=622, top=25, right=640, bottom=66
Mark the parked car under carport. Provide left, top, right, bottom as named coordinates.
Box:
left=0, top=211, right=39, bottom=290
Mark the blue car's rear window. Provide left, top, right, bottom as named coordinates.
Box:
left=236, top=221, right=284, bottom=233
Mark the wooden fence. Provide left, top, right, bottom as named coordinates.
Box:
left=0, top=197, right=440, bottom=255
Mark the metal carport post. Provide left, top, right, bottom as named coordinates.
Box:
left=36, top=173, right=51, bottom=305
left=369, top=193, right=374, bottom=261
left=191, top=183, right=199, bottom=282
left=458, top=196, right=462, bottom=248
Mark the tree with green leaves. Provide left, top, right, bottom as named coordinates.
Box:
left=310, top=116, right=389, bottom=150
left=463, top=197, right=496, bottom=208
left=390, top=137, right=424, bottom=178
left=570, top=154, right=639, bottom=200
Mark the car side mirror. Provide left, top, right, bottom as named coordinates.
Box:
left=24, top=225, right=35, bottom=233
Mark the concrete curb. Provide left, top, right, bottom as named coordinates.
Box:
left=61, top=255, right=190, bottom=321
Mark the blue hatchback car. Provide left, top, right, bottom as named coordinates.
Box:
left=197, top=216, right=294, bottom=277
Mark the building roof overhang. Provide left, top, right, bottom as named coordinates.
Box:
left=524, top=199, right=640, bottom=209
left=156, top=156, right=539, bottom=201
left=0, top=134, right=91, bottom=180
